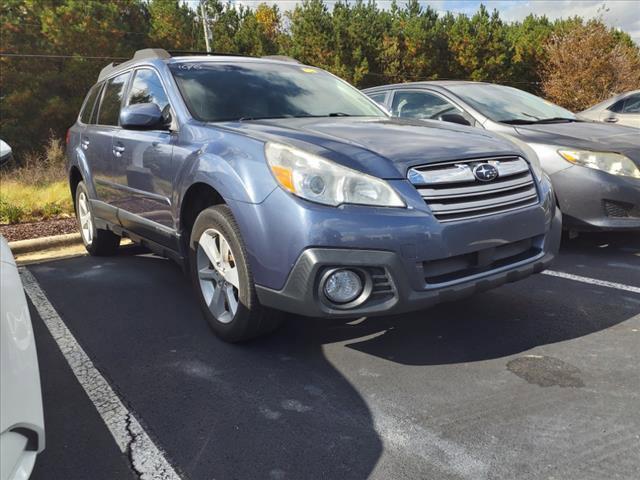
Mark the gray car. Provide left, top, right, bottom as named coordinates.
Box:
left=364, top=82, right=640, bottom=232
left=578, top=90, right=640, bottom=129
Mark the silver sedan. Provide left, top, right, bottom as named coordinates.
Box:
left=578, top=90, right=640, bottom=128
left=0, top=236, right=45, bottom=480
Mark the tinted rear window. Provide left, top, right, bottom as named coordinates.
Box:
left=368, top=92, right=386, bottom=105
left=98, top=72, right=130, bottom=126
left=623, top=94, right=640, bottom=113
left=80, top=84, right=101, bottom=124
left=609, top=99, right=625, bottom=113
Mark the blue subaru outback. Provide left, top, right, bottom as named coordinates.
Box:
left=67, top=49, right=561, bottom=342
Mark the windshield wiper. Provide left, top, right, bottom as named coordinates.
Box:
left=501, top=119, right=537, bottom=125
left=286, top=113, right=355, bottom=118
left=237, top=115, right=293, bottom=122
left=501, top=112, right=541, bottom=124
left=501, top=116, right=579, bottom=125
left=235, top=113, right=357, bottom=122
left=531, top=117, right=579, bottom=124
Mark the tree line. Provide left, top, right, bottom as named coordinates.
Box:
left=1, top=0, right=639, bottom=162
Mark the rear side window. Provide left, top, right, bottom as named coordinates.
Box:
left=89, top=84, right=104, bottom=124
left=80, top=84, right=101, bottom=124
left=98, top=72, right=130, bottom=126
left=608, top=99, right=625, bottom=113
left=368, top=92, right=387, bottom=106
left=623, top=94, right=640, bottom=113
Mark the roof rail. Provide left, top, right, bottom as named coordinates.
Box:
left=133, top=48, right=171, bottom=60
left=97, top=48, right=171, bottom=82
left=168, top=51, right=299, bottom=63
left=261, top=55, right=300, bottom=63
left=96, top=49, right=301, bottom=82
left=167, top=50, right=251, bottom=58
left=97, top=62, right=118, bottom=82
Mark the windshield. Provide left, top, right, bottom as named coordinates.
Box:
left=169, top=61, right=385, bottom=122
left=447, top=83, right=576, bottom=123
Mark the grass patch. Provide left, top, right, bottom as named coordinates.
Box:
left=0, top=135, right=73, bottom=224
left=0, top=180, right=73, bottom=224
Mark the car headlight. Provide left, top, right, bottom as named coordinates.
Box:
left=265, top=142, right=406, bottom=207
left=558, top=149, right=640, bottom=179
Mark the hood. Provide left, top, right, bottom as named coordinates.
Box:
left=219, top=117, right=524, bottom=178
left=514, top=121, right=640, bottom=162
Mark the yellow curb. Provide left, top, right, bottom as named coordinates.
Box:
left=9, top=233, right=81, bottom=255
left=15, top=238, right=133, bottom=266
left=16, top=243, right=88, bottom=266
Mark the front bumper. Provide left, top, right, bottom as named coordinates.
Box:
left=551, top=165, right=640, bottom=231
left=256, top=207, right=562, bottom=318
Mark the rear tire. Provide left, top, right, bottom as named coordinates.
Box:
left=189, top=205, right=283, bottom=342
left=74, top=181, right=120, bottom=256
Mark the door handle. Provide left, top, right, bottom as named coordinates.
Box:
left=81, top=139, right=90, bottom=150
left=604, top=117, right=618, bottom=123
left=113, top=145, right=125, bottom=157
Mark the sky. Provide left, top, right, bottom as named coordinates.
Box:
left=230, top=0, right=640, bottom=43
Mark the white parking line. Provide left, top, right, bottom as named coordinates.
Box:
left=543, top=270, right=640, bottom=294
left=20, top=268, right=183, bottom=480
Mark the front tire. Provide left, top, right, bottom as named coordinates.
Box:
left=74, top=181, right=120, bottom=256
left=189, top=205, right=282, bottom=342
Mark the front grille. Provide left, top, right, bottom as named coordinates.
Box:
left=423, top=236, right=542, bottom=285
left=409, top=156, right=539, bottom=222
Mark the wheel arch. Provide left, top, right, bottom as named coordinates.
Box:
left=69, top=165, right=83, bottom=205
left=179, top=182, right=226, bottom=242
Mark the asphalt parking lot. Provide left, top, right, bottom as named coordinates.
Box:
left=22, top=232, right=640, bottom=480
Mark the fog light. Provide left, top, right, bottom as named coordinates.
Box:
left=323, top=269, right=363, bottom=304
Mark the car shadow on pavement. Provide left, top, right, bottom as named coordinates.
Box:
left=259, top=229, right=640, bottom=367
left=553, top=230, right=640, bottom=286
left=28, top=234, right=639, bottom=479
left=317, top=284, right=637, bottom=366
left=560, top=230, right=640, bottom=255
left=28, top=253, right=384, bottom=480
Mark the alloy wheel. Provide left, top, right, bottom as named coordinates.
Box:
left=78, top=191, right=93, bottom=245
left=196, top=228, right=240, bottom=324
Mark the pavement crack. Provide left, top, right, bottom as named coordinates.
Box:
left=124, top=412, right=144, bottom=479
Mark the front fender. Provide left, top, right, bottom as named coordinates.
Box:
left=173, top=134, right=278, bottom=216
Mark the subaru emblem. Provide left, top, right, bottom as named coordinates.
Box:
left=473, top=163, right=499, bottom=182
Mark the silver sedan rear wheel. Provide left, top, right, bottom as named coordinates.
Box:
left=196, top=228, right=240, bottom=324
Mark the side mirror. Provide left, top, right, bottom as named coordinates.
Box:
left=440, top=113, right=471, bottom=126
left=120, top=103, right=164, bottom=130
